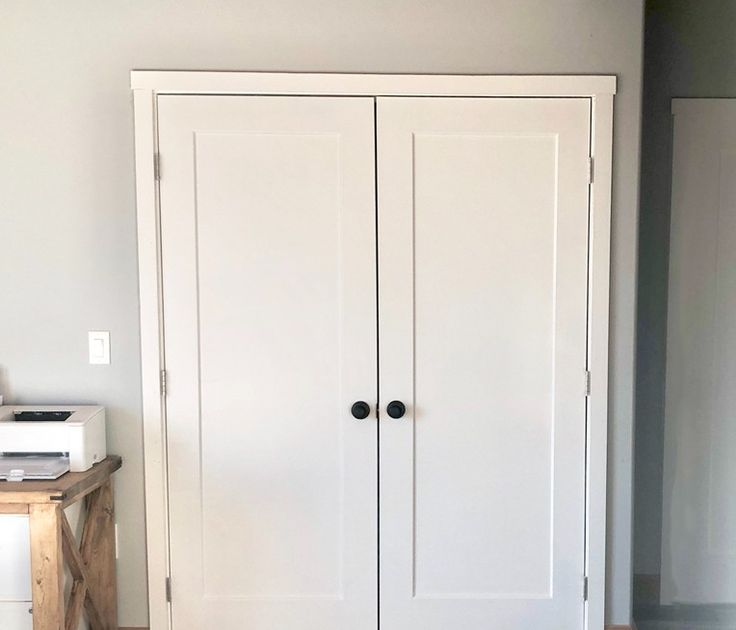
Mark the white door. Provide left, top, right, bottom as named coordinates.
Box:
left=158, top=95, right=378, bottom=630
left=662, top=100, right=736, bottom=605
left=377, top=97, right=591, bottom=630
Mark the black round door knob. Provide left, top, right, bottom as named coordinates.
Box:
left=386, top=400, right=406, bottom=419
left=351, top=401, right=371, bottom=419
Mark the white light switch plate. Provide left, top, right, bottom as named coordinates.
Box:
left=88, top=331, right=111, bottom=365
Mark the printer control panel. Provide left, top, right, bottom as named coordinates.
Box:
left=14, top=411, right=72, bottom=422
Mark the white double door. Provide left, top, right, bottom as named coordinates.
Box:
left=158, top=94, right=591, bottom=630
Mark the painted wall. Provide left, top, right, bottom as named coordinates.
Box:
left=634, top=0, right=736, bottom=582
left=0, top=1, right=643, bottom=626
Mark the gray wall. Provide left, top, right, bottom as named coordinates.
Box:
left=634, top=0, right=736, bottom=581
left=0, top=1, right=643, bottom=626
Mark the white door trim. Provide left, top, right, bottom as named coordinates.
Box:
left=130, top=71, right=615, bottom=97
left=132, top=72, right=614, bottom=630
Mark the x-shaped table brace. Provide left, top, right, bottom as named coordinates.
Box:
left=59, top=481, right=116, bottom=630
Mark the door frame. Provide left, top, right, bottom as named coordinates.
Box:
left=131, top=71, right=615, bottom=630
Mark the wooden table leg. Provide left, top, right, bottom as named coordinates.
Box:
left=29, top=503, right=64, bottom=630
left=81, top=480, right=118, bottom=630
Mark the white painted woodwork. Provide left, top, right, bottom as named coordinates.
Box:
left=585, top=92, right=614, bottom=630
left=134, top=73, right=614, bottom=630
left=377, top=97, right=591, bottom=630
left=662, top=99, right=736, bottom=605
left=133, top=87, right=171, bottom=630
left=130, top=71, right=616, bottom=97
left=158, top=95, right=377, bottom=630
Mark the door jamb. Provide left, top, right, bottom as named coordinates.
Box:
left=131, top=72, right=615, bottom=630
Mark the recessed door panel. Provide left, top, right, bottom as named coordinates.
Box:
left=377, top=97, right=591, bottom=630
left=158, top=95, right=377, bottom=630
left=413, top=132, right=557, bottom=598
left=662, top=100, right=736, bottom=606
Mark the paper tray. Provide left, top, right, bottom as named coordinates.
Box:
left=0, top=456, right=70, bottom=481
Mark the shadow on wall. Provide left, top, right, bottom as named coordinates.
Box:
left=0, top=366, right=12, bottom=403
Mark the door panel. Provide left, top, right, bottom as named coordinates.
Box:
left=158, top=95, right=377, bottom=630
left=377, top=97, right=591, bottom=630
left=662, top=100, right=736, bottom=605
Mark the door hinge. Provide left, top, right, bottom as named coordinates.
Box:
left=166, top=576, right=172, bottom=602
left=583, top=576, right=589, bottom=601
left=587, top=157, right=594, bottom=184
left=154, top=152, right=161, bottom=181
left=585, top=370, right=591, bottom=397
left=160, top=369, right=168, bottom=397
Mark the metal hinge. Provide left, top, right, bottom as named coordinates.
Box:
left=154, top=152, right=161, bottom=181
left=583, top=576, right=589, bottom=601
left=160, top=369, right=168, bottom=397
left=585, top=370, right=591, bottom=397
left=166, top=577, right=172, bottom=602
left=587, top=157, right=594, bottom=184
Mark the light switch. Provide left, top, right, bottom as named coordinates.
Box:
left=88, top=331, right=111, bottom=365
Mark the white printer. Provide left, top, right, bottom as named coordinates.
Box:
left=0, top=405, right=106, bottom=475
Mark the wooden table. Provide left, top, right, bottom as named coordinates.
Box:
left=0, top=456, right=122, bottom=630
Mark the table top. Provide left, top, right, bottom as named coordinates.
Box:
left=0, top=455, right=122, bottom=507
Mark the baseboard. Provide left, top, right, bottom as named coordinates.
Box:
left=120, top=624, right=638, bottom=630
left=122, top=627, right=636, bottom=630
left=123, top=624, right=635, bottom=630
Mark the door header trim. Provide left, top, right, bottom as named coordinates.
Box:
left=131, top=71, right=616, bottom=97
